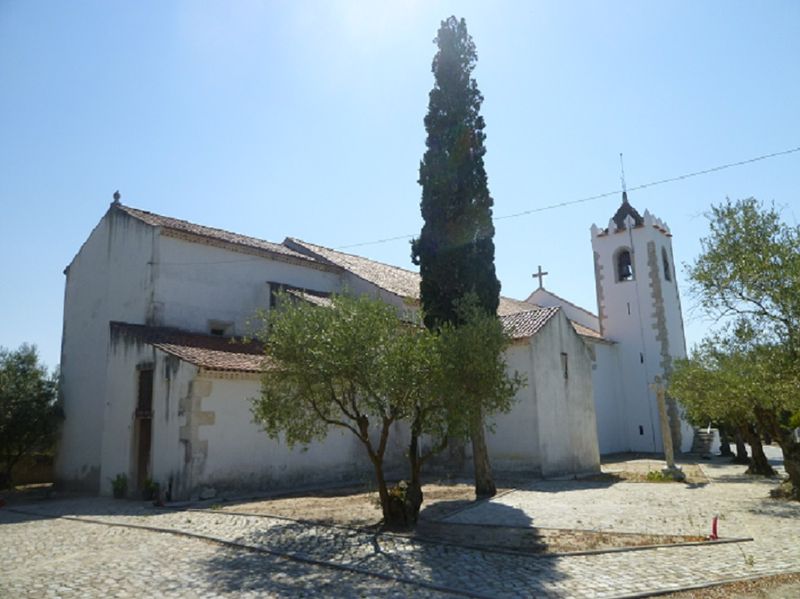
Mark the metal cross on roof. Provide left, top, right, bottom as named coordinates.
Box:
left=532, top=265, right=549, bottom=289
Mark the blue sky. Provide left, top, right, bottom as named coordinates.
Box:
left=2, top=1, right=799, bottom=370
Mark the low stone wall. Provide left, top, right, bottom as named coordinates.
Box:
left=7, top=454, right=54, bottom=486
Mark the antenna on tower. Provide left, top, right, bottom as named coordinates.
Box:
left=619, top=153, right=628, bottom=203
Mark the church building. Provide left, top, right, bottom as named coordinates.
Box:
left=55, top=194, right=691, bottom=499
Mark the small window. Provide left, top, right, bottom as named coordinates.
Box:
left=269, top=283, right=286, bottom=308
left=560, top=352, right=569, bottom=380
left=616, top=249, right=634, bottom=282
left=662, top=247, right=672, bottom=282
left=136, top=367, right=154, bottom=416
left=208, top=320, right=233, bottom=336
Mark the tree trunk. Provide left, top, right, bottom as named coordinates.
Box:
left=1, top=452, right=22, bottom=489
left=0, top=464, right=12, bottom=490
left=779, top=438, right=800, bottom=500
left=733, top=428, right=750, bottom=464
left=470, top=411, right=496, bottom=498
left=404, top=430, right=424, bottom=524
left=718, top=426, right=733, bottom=457
left=742, top=425, right=776, bottom=476
left=371, top=457, right=391, bottom=522
left=754, top=408, right=800, bottom=500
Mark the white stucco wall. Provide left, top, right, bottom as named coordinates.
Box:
left=527, top=288, right=600, bottom=331
left=97, top=338, right=414, bottom=499
left=531, top=313, right=600, bottom=476
left=57, top=206, right=157, bottom=491
left=488, top=312, right=600, bottom=476
left=195, top=376, right=405, bottom=494
left=589, top=341, right=628, bottom=454
left=154, top=235, right=342, bottom=336
left=98, top=336, right=198, bottom=497
left=486, top=342, right=542, bottom=472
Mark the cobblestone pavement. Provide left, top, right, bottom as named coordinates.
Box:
left=0, top=508, right=458, bottom=598
left=2, top=452, right=799, bottom=598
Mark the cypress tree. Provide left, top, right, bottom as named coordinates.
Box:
left=411, top=16, right=501, bottom=496
left=411, top=16, right=500, bottom=329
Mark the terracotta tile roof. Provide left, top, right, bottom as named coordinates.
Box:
left=115, top=204, right=324, bottom=265
left=284, top=238, right=422, bottom=300
left=500, top=307, right=561, bottom=339
left=284, top=238, right=544, bottom=318
left=497, top=296, right=538, bottom=316
left=110, top=322, right=267, bottom=373
left=571, top=321, right=605, bottom=340
left=285, top=289, right=334, bottom=307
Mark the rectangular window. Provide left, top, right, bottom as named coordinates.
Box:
left=207, top=320, right=233, bottom=336
left=136, top=367, right=154, bottom=417
left=560, top=352, right=568, bottom=380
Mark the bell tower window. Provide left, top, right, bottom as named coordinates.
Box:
left=616, top=248, right=634, bottom=282
left=662, top=247, right=672, bottom=282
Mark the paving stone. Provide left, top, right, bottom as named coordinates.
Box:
left=2, top=452, right=799, bottom=597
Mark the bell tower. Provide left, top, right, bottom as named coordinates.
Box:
left=590, top=192, right=690, bottom=453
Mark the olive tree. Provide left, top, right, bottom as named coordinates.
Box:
left=252, top=293, right=523, bottom=527
left=670, top=338, right=776, bottom=476
left=0, top=344, right=62, bottom=488
left=684, top=198, right=800, bottom=496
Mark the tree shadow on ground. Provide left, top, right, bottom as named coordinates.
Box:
left=200, top=502, right=566, bottom=597
left=748, top=495, right=800, bottom=519
left=199, top=545, right=432, bottom=598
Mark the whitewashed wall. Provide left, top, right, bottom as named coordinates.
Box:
left=486, top=341, right=542, bottom=472
left=154, top=235, right=342, bottom=336
left=527, top=288, right=600, bottom=331
left=531, top=313, right=600, bottom=475
left=488, top=312, right=600, bottom=476
left=195, top=376, right=406, bottom=495
left=57, top=207, right=157, bottom=491
left=589, top=342, right=627, bottom=454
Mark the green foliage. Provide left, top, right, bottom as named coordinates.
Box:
left=0, top=344, right=62, bottom=488
left=252, top=293, right=524, bottom=522
left=411, top=16, right=500, bottom=329
left=645, top=470, right=672, bottom=482
left=111, top=473, right=128, bottom=498
left=253, top=294, right=429, bottom=449
left=679, top=197, right=800, bottom=498
left=253, top=292, right=521, bottom=449
left=687, top=197, right=800, bottom=348
left=435, top=296, right=525, bottom=439
left=142, top=477, right=159, bottom=501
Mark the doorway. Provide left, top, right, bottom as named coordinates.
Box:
left=134, top=367, right=154, bottom=490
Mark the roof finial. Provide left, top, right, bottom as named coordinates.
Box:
left=619, top=153, right=628, bottom=204
left=112, top=190, right=121, bottom=204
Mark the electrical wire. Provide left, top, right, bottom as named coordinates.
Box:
left=335, top=146, right=800, bottom=249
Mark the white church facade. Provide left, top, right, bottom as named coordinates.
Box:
left=55, top=196, right=691, bottom=499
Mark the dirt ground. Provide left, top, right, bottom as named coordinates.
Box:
left=213, top=475, right=706, bottom=554
left=663, top=572, right=800, bottom=598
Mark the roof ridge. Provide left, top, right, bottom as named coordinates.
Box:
left=114, top=203, right=320, bottom=264
left=286, top=237, right=420, bottom=275
left=118, top=203, right=276, bottom=245
left=530, top=288, right=599, bottom=321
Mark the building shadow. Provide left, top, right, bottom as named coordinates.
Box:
left=0, top=494, right=170, bottom=526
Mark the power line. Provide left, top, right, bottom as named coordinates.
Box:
left=335, top=145, right=800, bottom=249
